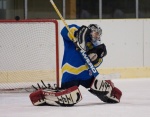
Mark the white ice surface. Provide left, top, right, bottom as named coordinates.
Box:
left=0, top=78, right=150, bottom=117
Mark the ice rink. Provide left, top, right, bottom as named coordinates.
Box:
left=0, top=78, right=150, bottom=117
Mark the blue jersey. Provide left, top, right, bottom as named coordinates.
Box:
left=61, top=24, right=94, bottom=83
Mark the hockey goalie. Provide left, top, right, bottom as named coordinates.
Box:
left=29, top=24, right=122, bottom=106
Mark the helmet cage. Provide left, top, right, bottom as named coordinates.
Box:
left=88, top=24, right=102, bottom=42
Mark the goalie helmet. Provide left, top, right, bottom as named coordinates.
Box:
left=88, top=24, right=102, bottom=44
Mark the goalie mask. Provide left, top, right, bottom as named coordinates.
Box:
left=88, top=24, right=102, bottom=46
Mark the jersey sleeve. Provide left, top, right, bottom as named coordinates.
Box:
left=61, top=24, right=79, bottom=42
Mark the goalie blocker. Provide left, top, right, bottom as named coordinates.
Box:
left=29, top=86, right=82, bottom=106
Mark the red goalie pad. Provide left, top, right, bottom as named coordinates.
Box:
left=90, top=79, right=122, bottom=103
left=29, top=86, right=82, bottom=106
left=29, top=90, right=46, bottom=106
left=43, top=86, right=82, bottom=106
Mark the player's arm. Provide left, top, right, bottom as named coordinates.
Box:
left=61, top=24, right=79, bottom=42
left=74, top=25, right=91, bottom=51
left=61, top=24, right=91, bottom=50
left=74, top=25, right=107, bottom=68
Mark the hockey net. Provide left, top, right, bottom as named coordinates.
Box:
left=0, top=19, right=59, bottom=92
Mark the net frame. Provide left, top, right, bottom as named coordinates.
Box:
left=0, top=19, right=60, bottom=92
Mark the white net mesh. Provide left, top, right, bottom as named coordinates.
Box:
left=0, top=20, right=59, bottom=91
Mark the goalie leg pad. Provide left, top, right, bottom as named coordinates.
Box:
left=104, top=87, right=122, bottom=103
left=89, top=78, right=122, bottom=103
left=29, top=89, right=46, bottom=106
left=43, top=86, right=82, bottom=106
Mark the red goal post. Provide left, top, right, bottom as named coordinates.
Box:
left=0, top=19, right=60, bottom=92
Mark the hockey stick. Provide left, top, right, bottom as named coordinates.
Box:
left=50, top=0, right=75, bottom=41
left=50, top=0, right=120, bottom=80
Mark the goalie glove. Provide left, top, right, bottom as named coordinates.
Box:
left=74, top=25, right=91, bottom=51
left=87, top=43, right=107, bottom=67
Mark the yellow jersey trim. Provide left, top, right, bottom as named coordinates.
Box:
left=62, top=63, right=88, bottom=75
